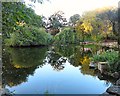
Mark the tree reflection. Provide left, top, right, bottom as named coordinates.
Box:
left=69, top=45, right=92, bottom=66
left=50, top=45, right=97, bottom=76
left=46, top=49, right=66, bottom=71
left=69, top=45, right=96, bottom=76
left=53, top=45, right=76, bottom=57
left=80, top=56, right=96, bottom=76
left=2, top=47, right=48, bottom=87
left=9, top=47, right=47, bottom=68
left=2, top=44, right=116, bottom=88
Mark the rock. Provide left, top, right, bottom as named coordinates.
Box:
left=98, top=62, right=109, bottom=73
left=100, top=92, right=116, bottom=96
left=112, top=72, right=119, bottom=79
left=116, top=79, right=120, bottom=86
left=0, top=88, right=11, bottom=95
left=101, top=92, right=109, bottom=95
left=89, top=61, right=96, bottom=69
left=106, top=86, right=120, bottom=95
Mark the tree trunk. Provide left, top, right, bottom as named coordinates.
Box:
left=118, top=7, right=120, bottom=57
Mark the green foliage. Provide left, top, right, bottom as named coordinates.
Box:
left=54, top=27, right=78, bottom=44
left=75, top=7, right=118, bottom=43
left=92, top=50, right=120, bottom=72
left=69, top=14, right=80, bottom=26
left=96, top=7, right=118, bottom=40
left=5, top=26, right=53, bottom=46
left=29, top=0, right=47, bottom=3
left=2, top=2, right=43, bottom=39
left=110, top=57, right=120, bottom=72
left=92, top=50, right=118, bottom=63
left=47, top=11, right=67, bottom=35
left=2, top=2, right=119, bottom=46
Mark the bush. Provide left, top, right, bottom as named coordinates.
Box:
left=5, top=25, right=53, bottom=47
left=92, top=50, right=120, bottom=72
left=110, top=57, right=120, bottom=72
left=92, top=50, right=118, bottom=63
left=54, top=27, right=79, bottom=44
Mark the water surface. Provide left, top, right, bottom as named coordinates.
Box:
left=2, top=45, right=113, bottom=94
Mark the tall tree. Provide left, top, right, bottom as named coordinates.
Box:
left=46, top=11, right=67, bottom=35
left=2, top=2, right=43, bottom=39
left=69, top=14, right=80, bottom=26
left=97, top=8, right=118, bottom=36
left=29, top=0, right=49, bottom=3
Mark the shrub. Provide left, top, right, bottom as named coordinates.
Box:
left=92, top=50, right=118, bottom=63
left=54, top=27, right=79, bottom=44
left=110, top=57, right=120, bottom=72
left=5, top=25, right=53, bottom=47
left=92, top=50, right=120, bottom=72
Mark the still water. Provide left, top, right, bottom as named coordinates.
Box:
left=2, top=45, right=113, bottom=94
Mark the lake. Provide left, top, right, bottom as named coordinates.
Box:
left=2, top=45, right=114, bottom=94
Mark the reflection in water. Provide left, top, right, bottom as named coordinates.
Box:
left=2, top=47, right=48, bottom=87
left=9, top=47, right=48, bottom=68
left=53, top=45, right=98, bottom=76
left=2, top=45, right=116, bottom=94
left=45, top=50, right=66, bottom=71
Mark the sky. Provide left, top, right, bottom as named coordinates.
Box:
left=25, top=0, right=119, bottom=20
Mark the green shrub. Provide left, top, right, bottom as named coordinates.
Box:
left=54, top=27, right=79, bottom=44
left=5, top=25, right=53, bottom=47
left=110, top=57, right=120, bottom=72
left=92, top=50, right=118, bottom=63
left=92, top=50, right=120, bottom=72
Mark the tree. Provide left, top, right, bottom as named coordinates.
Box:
left=69, top=14, right=80, bottom=26
left=46, top=11, right=67, bottom=35
left=2, top=2, right=43, bottom=39
left=2, top=2, right=53, bottom=47
left=54, top=27, right=76, bottom=44
left=97, top=8, right=118, bottom=38
left=29, top=0, right=49, bottom=3
left=118, top=6, right=120, bottom=56
left=75, top=17, right=93, bottom=43
left=75, top=8, right=118, bottom=43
